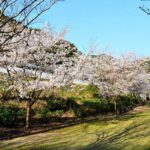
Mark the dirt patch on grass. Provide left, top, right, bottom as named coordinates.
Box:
left=131, top=105, right=150, bottom=113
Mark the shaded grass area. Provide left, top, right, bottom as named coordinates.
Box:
left=1, top=106, right=150, bottom=150
left=0, top=115, right=102, bottom=140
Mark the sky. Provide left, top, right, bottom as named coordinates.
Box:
left=33, top=0, right=150, bottom=57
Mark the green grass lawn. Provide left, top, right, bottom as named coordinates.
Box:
left=1, top=106, right=150, bottom=150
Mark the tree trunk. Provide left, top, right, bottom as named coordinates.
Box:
left=26, top=100, right=32, bottom=129
left=113, top=97, right=117, bottom=116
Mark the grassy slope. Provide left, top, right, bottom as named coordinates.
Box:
left=1, top=106, right=150, bottom=150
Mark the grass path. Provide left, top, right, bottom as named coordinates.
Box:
left=1, top=106, right=150, bottom=150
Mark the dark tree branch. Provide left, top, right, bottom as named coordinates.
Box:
left=139, top=0, right=150, bottom=15
left=0, top=0, right=64, bottom=52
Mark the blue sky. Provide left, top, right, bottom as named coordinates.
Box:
left=34, top=0, right=150, bottom=57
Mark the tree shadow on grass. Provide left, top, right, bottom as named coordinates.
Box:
left=84, top=119, right=150, bottom=150
left=24, top=119, right=150, bottom=150
left=1, top=108, right=150, bottom=150
left=29, top=115, right=150, bottom=150
left=116, top=112, right=147, bottom=121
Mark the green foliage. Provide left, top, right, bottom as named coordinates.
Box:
left=17, top=109, right=26, bottom=117
left=37, top=107, right=64, bottom=119
left=52, top=110, right=64, bottom=116
left=146, top=102, right=150, bottom=107
left=47, top=98, right=68, bottom=111
left=75, top=84, right=99, bottom=99
left=0, top=106, right=26, bottom=127
left=83, top=99, right=112, bottom=113
left=37, top=107, right=50, bottom=119
left=73, top=98, right=113, bottom=117
left=85, top=85, right=99, bottom=94
left=73, top=94, right=142, bottom=117
left=118, top=94, right=142, bottom=113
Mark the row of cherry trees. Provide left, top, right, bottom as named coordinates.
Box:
left=79, top=53, right=150, bottom=115
left=0, top=23, right=150, bottom=127
left=1, top=0, right=150, bottom=128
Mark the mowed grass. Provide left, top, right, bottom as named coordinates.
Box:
left=1, top=106, right=150, bottom=150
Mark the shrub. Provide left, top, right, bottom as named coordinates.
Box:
left=73, top=98, right=112, bottom=117
left=47, top=99, right=68, bottom=111
left=118, top=94, right=142, bottom=113
left=17, top=108, right=26, bottom=118
left=37, top=107, right=50, bottom=119
left=46, top=97, right=78, bottom=111
left=0, top=106, right=26, bottom=127
left=83, top=99, right=106, bottom=113
left=37, top=108, right=64, bottom=119
left=52, top=110, right=64, bottom=116
left=73, top=107, right=85, bottom=117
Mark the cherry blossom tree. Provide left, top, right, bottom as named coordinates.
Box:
left=97, top=54, right=149, bottom=115
left=133, top=58, right=150, bottom=100
left=0, top=24, right=80, bottom=128
left=79, top=53, right=150, bottom=115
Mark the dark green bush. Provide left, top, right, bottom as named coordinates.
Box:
left=73, top=107, right=85, bottom=117
left=17, top=108, right=26, bottom=118
left=52, top=110, right=64, bottom=116
left=74, top=94, right=142, bottom=117
left=47, top=97, right=78, bottom=111
left=118, top=94, right=142, bottom=113
left=73, top=98, right=111, bottom=117
left=0, top=106, right=26, bottom=127
left=147, top=101, right=150, bottom=107
left=47, top=99, right=68, bottom=111
left=37, top=107, right=50, bottom=119
left=37, top=107, right=64, bottom=119
left=83, top=99, right=107, bottom=113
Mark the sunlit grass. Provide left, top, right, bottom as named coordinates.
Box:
left=1, top=106, right=150, bottom=150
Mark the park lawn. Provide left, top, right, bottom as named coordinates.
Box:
left=1, top=106, right=150, bottom=150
